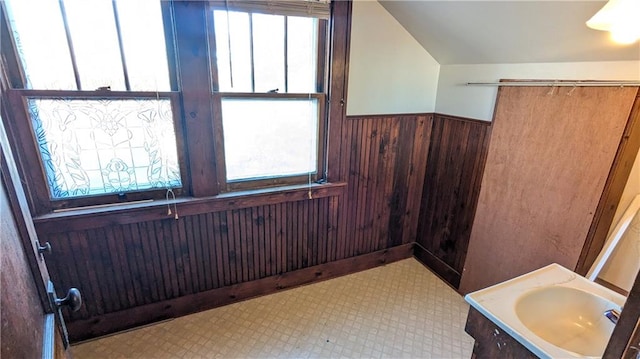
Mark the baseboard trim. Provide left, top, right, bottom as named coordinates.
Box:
left=413, top=243, right=461, bottom=290
left=68, top=243, right=414, bottom=343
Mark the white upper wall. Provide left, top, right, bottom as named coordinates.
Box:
left=435, top=61, right=640, bottom=121
left=346, top=0, right=440, bottom=116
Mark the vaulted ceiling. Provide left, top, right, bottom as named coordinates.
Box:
left=378, top=0, right=640, bottom=65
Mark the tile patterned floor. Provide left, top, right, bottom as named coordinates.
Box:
left=72, top=258, right=474, bottom=358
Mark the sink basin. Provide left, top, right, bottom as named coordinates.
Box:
left=465, top=264, right=626, bottom=358
left=515, top=286, right=617, bottom=357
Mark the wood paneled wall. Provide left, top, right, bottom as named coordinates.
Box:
left=414, top=115, right=492, bottom=289
left=344, top=114, right=432, bottom=254
left=1, top=164, right=46, bottom=359
left=35, top=113, right=437, bottom=342
left=45, top=196, right=340, bottom=322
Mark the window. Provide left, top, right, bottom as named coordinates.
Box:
left=208, top=1, right=330, bottom=190
left=1, top=0, right=350, bottom=214
left=6, top=0, right=171, bottom=91
left=27, top=97, right=181, bottom=199
left=3, top=0, right=185, bottom=210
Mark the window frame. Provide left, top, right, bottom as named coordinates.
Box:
left=3, top=89, right=190, bottom=213
left=207, top=7, right=330, bottom=192
left=0, top=0, right=190, bottom=214
left=0, top=0, right=352, bottom=215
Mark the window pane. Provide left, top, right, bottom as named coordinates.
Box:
left=287, top=17, right=317, bottom=93
left=4, top=0, right=77, bottom=89
left=64, top=0, right=125, bottom=90
left=213, top=10, right=252, bottom=92
left=221, top=98, right=318, bottom=181
left=252, top=14, right=285, bottom=93
left=28, top=98, right=182, bottom=198
left=211, top=11, right=321, bottom=94
left=115, top=0, right=171, bottom=91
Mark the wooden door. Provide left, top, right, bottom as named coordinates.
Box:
left=1, top=111, right=77, bottom=358
left=459, top=84, right=639, bottom=294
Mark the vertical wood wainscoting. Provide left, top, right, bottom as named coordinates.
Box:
left=344, top=114, right=433, bottom=253
left=414, top=115, right=492, bottom=289
left=34, top=114, right=433, bottom=342
left=37, top=190, right=353, bottom=341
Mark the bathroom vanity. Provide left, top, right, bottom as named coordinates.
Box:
left=465, top=306, right=537, bottom=358
left=464, top=264, right=626, bottom=359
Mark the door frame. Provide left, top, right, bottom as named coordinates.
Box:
left=577, top=91, right=640, bottom=276
left=1, top=73, right=70, bottom=359
left=577, top=90, right=640, bottom=358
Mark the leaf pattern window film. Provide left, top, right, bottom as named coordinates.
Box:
left=28, top=98, right=182, bottom=199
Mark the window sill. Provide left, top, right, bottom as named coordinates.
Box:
left=33, top=182, right=347, bottom=233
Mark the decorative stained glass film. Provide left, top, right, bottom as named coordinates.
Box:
left=27, top=98, right=182, bottom=199
left=221, top=98, right=318, bottom=181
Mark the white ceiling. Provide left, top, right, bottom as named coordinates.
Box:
left=378, top=0, right=640, bottom=64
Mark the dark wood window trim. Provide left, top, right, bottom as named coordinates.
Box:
left=172, top=1, right=219, bottom=198
left=178, top=0, right=351, bottom=195
left=205, top=7, right=332, bottom=192
left=1, top=0, right=352, bottom=214
left=325, top=0, right=352, bottom=183
left=32, top=181, right=347, bottom=234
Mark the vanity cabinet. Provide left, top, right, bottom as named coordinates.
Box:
left=465, top=307, right=537, bottom=359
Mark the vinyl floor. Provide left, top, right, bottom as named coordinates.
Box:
left=72, top=258, right=474, bottom=358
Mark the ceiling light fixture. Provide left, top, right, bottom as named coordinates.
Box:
left=586, top=0, right=640, bottom=44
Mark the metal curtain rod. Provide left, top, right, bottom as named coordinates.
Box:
left=466, top=81, right=640, bottom=87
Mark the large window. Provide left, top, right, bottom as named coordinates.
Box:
left=1, top=0, right=348, bottom=214
left=209, top=1, right=330, bottom=190
left=3, top=0, right=184, bottom=210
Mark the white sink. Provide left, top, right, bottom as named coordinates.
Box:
left=465, top=264, right=626, bottom=359
left=514, top=286, right=617, bottom=357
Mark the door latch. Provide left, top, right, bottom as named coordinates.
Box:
left=36, top=240, right=52, bottom=258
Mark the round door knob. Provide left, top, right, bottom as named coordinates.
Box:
left=55, top=288, right=82, bottom=312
